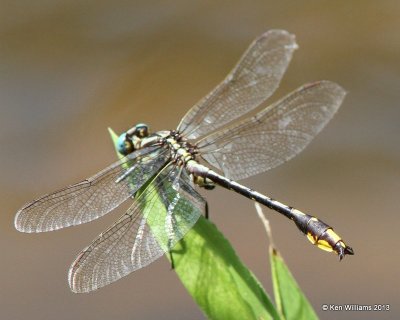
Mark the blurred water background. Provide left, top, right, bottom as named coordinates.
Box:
left=1, top=1, right=399, bottom=319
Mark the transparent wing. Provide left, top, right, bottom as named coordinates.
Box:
left=68, top=164, right=206, bottom=293
left=177, top=29, right=298, bottom=140
left=197, top=81, right=346, bottom=181
left=15, top=146, right=170, bottom=233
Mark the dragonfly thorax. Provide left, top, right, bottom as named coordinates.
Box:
left=164, top=132, right=197, bottom=165
left=120, top=126, right=199, bottom=166
left=162, top=132, right=215, bottom=189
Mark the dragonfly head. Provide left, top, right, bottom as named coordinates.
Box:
left=117, top=123, right=150, bottom=155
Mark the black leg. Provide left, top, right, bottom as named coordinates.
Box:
left=169, top=250, right=175, bottom=270
left=205, top=201, right=209, bottom=220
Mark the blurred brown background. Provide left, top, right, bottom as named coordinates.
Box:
left=1, top=1, right=399, bottom=319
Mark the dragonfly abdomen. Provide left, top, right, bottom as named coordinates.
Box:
left=188, top=161, right=354, bottom=259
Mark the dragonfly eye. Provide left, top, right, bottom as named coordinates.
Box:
left=135, top=123, right=149, bottom=138
left=117, top=133, right=134, bottom=156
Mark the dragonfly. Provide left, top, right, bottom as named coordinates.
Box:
left=15, top=29, right=353, bottom=293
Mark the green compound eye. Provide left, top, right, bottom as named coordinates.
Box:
left=116, top=133, right=134, bottom=155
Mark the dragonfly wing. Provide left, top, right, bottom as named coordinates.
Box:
left=177, top=30, right=297, bottom=140
left=68, top=164, right=206, bottom=293
left=15, top=146, right=170, bottom=233
left=198, top=81, right=346, bottom=181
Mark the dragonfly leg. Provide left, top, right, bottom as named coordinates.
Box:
left=169, top=250, right=175, bottom=270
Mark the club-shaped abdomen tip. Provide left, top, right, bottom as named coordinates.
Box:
left=300, top=216, right=354, bottom=260
left=315, top=229, right=354, bottom=260
left=336, top=242, right=355, bottom=261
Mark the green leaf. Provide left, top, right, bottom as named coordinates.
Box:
left=172, top=218, right=280, bottom=320
left=108, top=128, right=280, bottom=320
left=270, top=244, right=318, bottom=320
